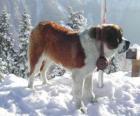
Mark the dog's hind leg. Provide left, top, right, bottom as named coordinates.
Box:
left=28, top=54, right=44, bottom=88
left=40, top=59, right=52, bottom=85
left=28, top=73, right=35, bottom=88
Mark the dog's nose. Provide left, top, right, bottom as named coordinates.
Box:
left=125, top=40, right=130, bottom=50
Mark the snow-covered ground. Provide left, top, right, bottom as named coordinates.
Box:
left=0, top=71, right=140, bottom=116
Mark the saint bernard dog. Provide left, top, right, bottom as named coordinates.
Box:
left=27, top=21, right=130, bottom=111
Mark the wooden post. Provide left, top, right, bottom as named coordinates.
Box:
left=132, top=59, right=140, bottom=77
left=98, top=70, right=104, bottom=88
left=101, top=0, right=107, bottom=24
left=126, top=48, right=140, bottom=77
left=98, top=0, right=107, bottom=88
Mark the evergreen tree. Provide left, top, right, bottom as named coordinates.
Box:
left=16, top=10, right=32, bottom=78
left=0, top=58, right=7, bottom=75
left=66, top=7, right=87, bottom=31
left=0, top=58, right=7, bottom=81
left=0, top=8, right=15, bottom=74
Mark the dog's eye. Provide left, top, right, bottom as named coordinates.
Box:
left=117, top=37, right=122, bottom=43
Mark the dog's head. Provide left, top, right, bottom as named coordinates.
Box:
left=89, top=24, right=130, bottom=57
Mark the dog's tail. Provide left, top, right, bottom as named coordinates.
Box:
left=27, top=23, right=44, bottom=76
left=27, top=21, right=53, bottom=76
left=27, top=30, right=33, bottom=75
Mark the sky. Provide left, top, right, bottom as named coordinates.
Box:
left=0, top=0, right=140, bottom=43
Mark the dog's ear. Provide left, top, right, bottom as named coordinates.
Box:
left=88, top=27, right=101, bottom=39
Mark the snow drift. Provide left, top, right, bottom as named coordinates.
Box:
left=0, top=72, right=140, bottom=116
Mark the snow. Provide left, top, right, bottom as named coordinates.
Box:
left=0, top=72, right=140, bottom=116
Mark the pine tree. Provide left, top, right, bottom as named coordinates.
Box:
left=0, top=58, right=7, bottom=75
left=16, top=10, right=32, bottom=78
left=66, top=7, right=87, bottom=31
left=0, top=8, right=15, bottom=74
left=0, top=58, right=7, bottom=81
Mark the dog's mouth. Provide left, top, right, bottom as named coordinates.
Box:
left=118, top=40, right=130, bottom=54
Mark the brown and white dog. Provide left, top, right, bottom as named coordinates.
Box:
left=28, top=21, right=130, bottom=111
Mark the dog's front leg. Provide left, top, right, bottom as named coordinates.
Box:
left=83, top=74, right=95, bottom=103
left=72, top=73, right=86, bottom=113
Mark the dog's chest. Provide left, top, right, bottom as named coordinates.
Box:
left=79, top=31, right=99, bottom=68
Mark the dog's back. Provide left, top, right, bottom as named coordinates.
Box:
left=28, top=21, right=85, bottom=76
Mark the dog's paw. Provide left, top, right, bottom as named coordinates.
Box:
left=27, top=85, right=33, bottom=89
left=75, top=101, right=87, bottom=113
left=79, top=106, right=87, bottom=114
left=90, top=96, right=98, bottom=104
left=42, top=81, right=47, bottom=85
left=42, top=80, right=52, bottom=85
left=83, top=92, right=96, bottom=103
left=28, top=84, right=31, bottom=88
left=28, top=83, right=34, bottom=89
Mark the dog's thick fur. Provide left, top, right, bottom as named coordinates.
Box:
left=28, top=21, right=130, bottom=111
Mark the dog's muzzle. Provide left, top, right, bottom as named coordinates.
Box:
left=124, top=40, right=130, bottom=50
left=118, top=40, right=130, bottom=54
